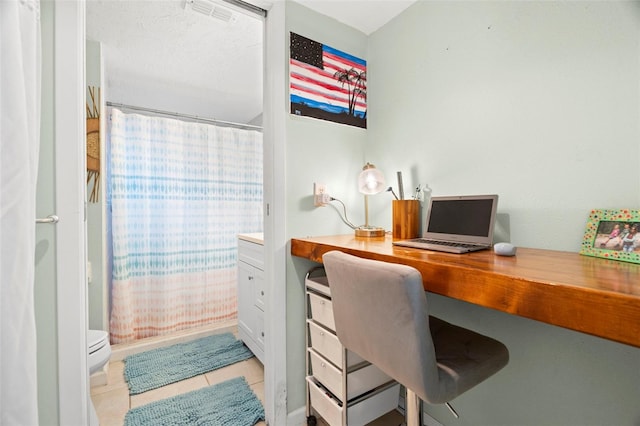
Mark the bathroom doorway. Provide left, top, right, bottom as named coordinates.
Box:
left=85, top=0, right=265, bottom=341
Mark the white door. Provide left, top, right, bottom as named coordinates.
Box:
left=34, top=2, right=88, bottom=424
left=34, top=3, right=61, bottom=420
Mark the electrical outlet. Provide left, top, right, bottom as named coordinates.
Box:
left=313, top=183, right=328, bottom=207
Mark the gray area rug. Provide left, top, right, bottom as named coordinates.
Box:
left=124, top=332, right=254, bottom=395
left=124, top=376, right=264, bottom=426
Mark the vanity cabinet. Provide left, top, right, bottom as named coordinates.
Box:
left=237, top=234, right=264, bottom=364
left=305, top=269, right=400, bottom=426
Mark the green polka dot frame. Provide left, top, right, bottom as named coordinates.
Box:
left=580, top=209, right=640, bottom=264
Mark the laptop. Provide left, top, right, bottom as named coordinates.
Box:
left=393, top=194, right=499, bottom=254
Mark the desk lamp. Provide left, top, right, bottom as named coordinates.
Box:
left=355, top=163, right=386, bottom=237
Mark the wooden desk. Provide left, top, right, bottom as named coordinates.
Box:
left=291, top=235, right=640, bottom=348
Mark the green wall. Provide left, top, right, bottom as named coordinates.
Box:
left=365, top=3, right=640, bottom=423
left=284, top=1, right=640, bottom=424
left=86, top=40, right=106, bottom=331
left=284, top=1, right=369, bottom=412
left=367, top=1, right=640, bottom=249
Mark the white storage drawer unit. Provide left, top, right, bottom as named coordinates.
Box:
left=237, top=234, right=264, bottom=364
left=305, top=269, right=399, bottom=425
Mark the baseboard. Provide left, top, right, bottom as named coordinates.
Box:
left=109, top=320, right=237, bottom=361
left=287, top=406, right=306, bottom=426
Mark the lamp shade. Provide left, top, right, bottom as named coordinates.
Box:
left=358, top=163, right=386, bottom=195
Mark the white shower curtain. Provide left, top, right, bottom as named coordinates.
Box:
left=0, top=0, right=41, bottom=424
left=108, top=108, right=263, bottom=343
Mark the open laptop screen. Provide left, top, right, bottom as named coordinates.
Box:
left=423, top=195, right=498, bottom=245
left=427, top=198, right=495, bottom=237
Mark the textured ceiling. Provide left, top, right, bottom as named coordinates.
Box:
left=86, top=0, right=264, bottom=124
left=86, top=0, right=415, bottom=124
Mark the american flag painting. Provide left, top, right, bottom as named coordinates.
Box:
left=290, top=32, right=367, bottom=128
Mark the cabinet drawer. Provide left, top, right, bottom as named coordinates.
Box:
left=306, top=275, right=330, bottom=297
left=307, top=321, right=364, bottom=369
left=307, top=377, right=400, bottom=426
left=308, top=349, right=393, bottom=401
left=238, top=239, right=263, bottom=270
left=308, top=292, right=335, bottom=331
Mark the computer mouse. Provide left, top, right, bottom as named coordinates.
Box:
left=494, top=242, right=517, bottom=256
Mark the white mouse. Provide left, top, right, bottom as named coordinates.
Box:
left=494, top=242, right=517, bottom=256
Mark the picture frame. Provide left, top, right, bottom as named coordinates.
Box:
left=289, top=32, right=367, bottom=129
left=580, top=209, right=640, bottom=264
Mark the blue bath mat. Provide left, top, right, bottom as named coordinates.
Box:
left=124, top=376, right=264, bottom=426
left=124, top=332, right=254, bottom=395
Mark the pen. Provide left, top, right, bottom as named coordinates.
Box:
left=397, top=171, right=404, bottom=200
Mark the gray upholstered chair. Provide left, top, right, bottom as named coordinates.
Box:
left=322, top=250, right=509, bottom=425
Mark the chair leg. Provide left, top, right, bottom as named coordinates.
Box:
left=405, top=388, right=421, bottom=426
left=405, top=390, right=460, bottom=424
left=445, top=402, right=460, bottom=419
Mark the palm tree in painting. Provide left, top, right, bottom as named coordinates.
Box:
left=334, top=68, right=366, bottom=117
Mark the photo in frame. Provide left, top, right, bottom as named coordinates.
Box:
left=579, top=209, right=640, bottom=264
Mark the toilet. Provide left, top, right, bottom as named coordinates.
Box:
left=88, top=330, right=111, bottom=425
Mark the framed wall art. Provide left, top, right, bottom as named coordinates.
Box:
left=289, top=32, right=367, bottom=129
left=580, top=209, right=640, bottom=264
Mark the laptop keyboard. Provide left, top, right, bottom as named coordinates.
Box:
left=415, top=239, right=480, bottom=249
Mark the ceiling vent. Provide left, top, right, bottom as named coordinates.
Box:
left=184, top=0, right=238, bottom=23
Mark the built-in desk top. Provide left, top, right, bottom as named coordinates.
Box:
left=291, top=234, right=640, bottom=348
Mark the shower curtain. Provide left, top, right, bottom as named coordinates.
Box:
left=108, top=108, right=263, bottom=343
left=0, top=0, right=41, bottom=424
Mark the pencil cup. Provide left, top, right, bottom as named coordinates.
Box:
left=392, top=200, right=420, bottom=239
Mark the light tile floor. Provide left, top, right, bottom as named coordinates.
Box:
left=90, top=331, right=403, bottom=426
left=91, top=356, right=266, bottom=426
left=91, top=356, right=403, bottom=426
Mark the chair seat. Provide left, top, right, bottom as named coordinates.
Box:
left=429, top=316, right=509, bottom=404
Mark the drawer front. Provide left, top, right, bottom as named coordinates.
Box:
left=308, top=321, right=343, bottom=368
left=309, top=348, right=344, bottom=400
left=308, top=292, right=335, bottom=331
left=345, top=363, right=393, bottom=401
left=238, top=239, right=264, bottom=269
left=346, top=381, right=401, bottom=426
left=307, top=376, right=343, bottom=426
left=306, top=275, right=331, bottom=297
left=307, top=376, right=401, bottom=426
left=307, top=321, right=365, bottom=369
left=309, top=349, right=394, bottom=402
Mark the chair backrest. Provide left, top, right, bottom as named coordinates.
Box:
left=322, top=250, right=441, bottom=402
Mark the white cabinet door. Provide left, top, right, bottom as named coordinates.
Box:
left=238, top=261, right=256, bottom=341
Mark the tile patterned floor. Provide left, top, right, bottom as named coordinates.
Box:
left=91, top=356, right=403, bottom=426
left=91, top=356, right=266, bottom=426
left=90, top=329, right=403, bottom=426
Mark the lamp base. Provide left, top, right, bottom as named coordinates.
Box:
left=355, top=226, right=386, bottom=238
